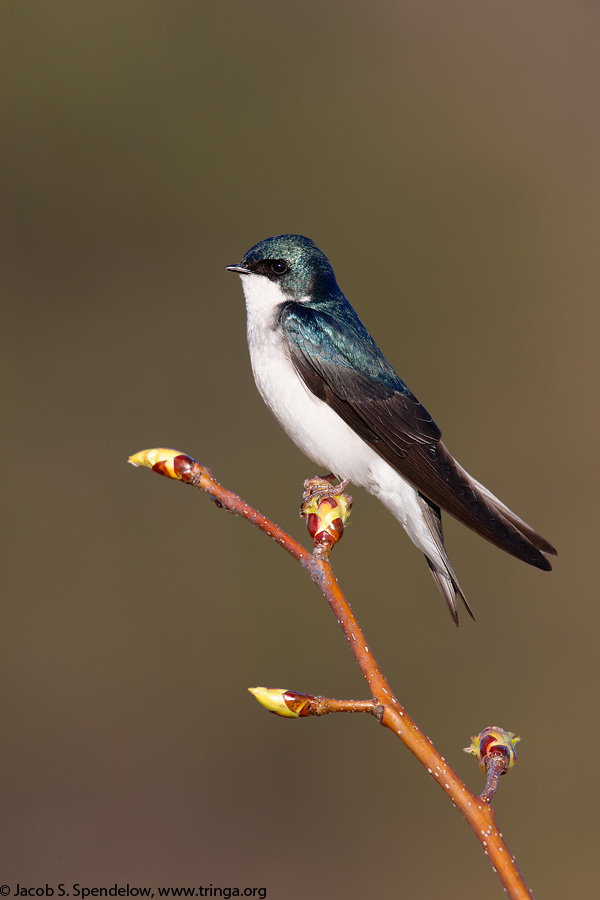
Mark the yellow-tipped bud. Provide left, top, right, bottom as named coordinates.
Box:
left=464, top=726, right=520, bottom=774
left=128, top=448, right=192, bottom=480
left=301, top=493, right=352, bottom=550
left=248, top=687, right=313, bottom=718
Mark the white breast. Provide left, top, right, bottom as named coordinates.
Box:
left=239, top=273, right=392, bottom=486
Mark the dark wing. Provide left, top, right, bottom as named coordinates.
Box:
left=280, top=301, right=556, bottom=569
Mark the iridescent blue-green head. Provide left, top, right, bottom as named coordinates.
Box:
left=226, top=234, right=341, bottom=301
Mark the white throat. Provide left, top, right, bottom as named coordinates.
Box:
left=238, top=272, right=289, bottom=320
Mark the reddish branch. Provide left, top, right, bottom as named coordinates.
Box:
left=129, top=449, right=533, bottom=900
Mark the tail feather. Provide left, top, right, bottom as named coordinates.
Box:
left=418, top=494, right=474, bottom=625
left=428, top=444, right=557, bottom=570
left=469, top=473, right=557, bottom=556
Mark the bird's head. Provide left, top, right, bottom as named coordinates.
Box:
left=227, top=234, right=340, bottom=303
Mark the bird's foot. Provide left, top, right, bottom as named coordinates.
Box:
left=302, top=474, right=350, bottom=505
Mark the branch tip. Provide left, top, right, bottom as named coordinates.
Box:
left=248, top=687, right=312, bottom=718
left=464, top=726, right=520, bottom=802
left=128, top=447, right=197, bottom=481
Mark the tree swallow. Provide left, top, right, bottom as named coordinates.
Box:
left=227, top=235, right=556, bottom=623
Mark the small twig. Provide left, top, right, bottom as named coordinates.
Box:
left=129, top=449, right=533, bottom=900
left=248, top=687, right=381, bottom=718
left=480, top=756, right=509, bottom=803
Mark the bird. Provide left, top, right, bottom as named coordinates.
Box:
left=226, top=234, right=556, bottom=623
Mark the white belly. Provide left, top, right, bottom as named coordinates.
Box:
left=246, top=302, right=369, bottom=480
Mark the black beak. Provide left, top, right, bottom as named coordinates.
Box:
left=225, top=264, right=252, bottom=274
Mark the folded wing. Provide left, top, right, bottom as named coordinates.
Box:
left=280, top=301, right=556, bottom=569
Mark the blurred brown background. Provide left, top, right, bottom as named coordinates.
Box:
left=2, top=2, right=598, bottom=897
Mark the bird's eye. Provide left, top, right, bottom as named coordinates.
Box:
left=270, top=260, right=289, bottom=276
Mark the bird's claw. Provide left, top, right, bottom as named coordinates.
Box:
left=302, top=475, right=350, bottom=506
